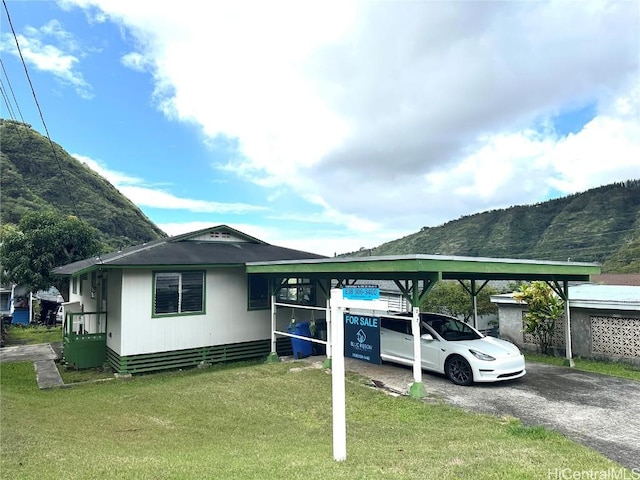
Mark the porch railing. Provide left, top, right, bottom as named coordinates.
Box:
left=63, top=311, right=108, bottom=369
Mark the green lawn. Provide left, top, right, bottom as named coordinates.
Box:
left=2, top=325, right=62, bottom=345
left=525, top=353, right=640, bottom=382
left=1, top=360, right=630, bottom=480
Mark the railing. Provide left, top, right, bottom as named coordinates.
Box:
left=64, top=311, right=107, bottom=337
left=63, top=311, right=108, bottom=369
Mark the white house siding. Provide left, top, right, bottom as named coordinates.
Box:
left=79, top=274, right=99, bottom=313
left=106, top=270, right=123, bottom=355
left=119, top=267, right=272, bottom=357
left=204, top=268, right=272, bottom=345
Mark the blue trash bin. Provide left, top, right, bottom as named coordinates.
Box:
left=288, top=321, right=313, bottom=359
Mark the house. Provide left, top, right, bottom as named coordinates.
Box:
left=491, top=284, right=640, bottom=366
left=52, top=225, right=326, bottom=373
left=3, top=284, right=32, bottom=325
left=1, top=283, right=15, bottom=324
left=1, top=283, right=63, bottom=326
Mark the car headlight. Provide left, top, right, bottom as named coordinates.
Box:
left=469, top=349, right=495, bottom=361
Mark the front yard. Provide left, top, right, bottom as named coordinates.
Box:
left=1, top=358, right=630, bottom=480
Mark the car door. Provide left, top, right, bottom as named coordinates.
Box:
left=394, top=320, right=440, bottom=372
left=419, top=322, right=441, bottom=372
left=380, top=317, right=411, bottom=359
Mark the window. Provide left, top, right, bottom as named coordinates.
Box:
left=276, top=278, right=315, bottom=305
left=425, top=317, right=481, bottom=341
left=248, top=274, right=269, bottom=310
left=80, top=273, right=87, bottom=295
left=72, top=277, right=78, bottom=294
left=381, top=317, right=411, bottom=335
left=154, top=271, right=205, bottom=316
left=210, top=231, right=230, bottom=240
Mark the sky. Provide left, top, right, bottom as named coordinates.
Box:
left=1, top=0, right=639, bottom=257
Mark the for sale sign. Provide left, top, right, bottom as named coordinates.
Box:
left=344, top=314, right=381, bottom=365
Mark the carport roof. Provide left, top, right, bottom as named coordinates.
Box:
left=246, top=254, right=600, bottom=282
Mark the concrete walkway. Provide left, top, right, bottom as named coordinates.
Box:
left=0, top=342, right=65, bottom=389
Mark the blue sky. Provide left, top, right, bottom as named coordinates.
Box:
left=1, top=0, right=639, bottom=257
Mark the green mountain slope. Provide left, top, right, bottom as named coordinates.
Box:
left=3, top=119, right=638, bottom=273
left=1, top=119, right=166, bottom=248
left=346, top=180, right=640, bottom=273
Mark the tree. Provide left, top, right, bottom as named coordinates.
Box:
left=420, top=280, right=497, bottom=322
left=0, top=211, right=102, bottom=302
left=513, top=281, right=564, bottom=355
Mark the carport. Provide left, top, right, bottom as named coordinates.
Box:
left=247, top=254, right=600, bottom=395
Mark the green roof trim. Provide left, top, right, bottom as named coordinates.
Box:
left=246, top=254, right=601, bottom=282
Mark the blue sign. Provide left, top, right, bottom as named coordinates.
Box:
left=344, top=314, right=381, bottom=364
left=343, top=285, right=380, bottom=300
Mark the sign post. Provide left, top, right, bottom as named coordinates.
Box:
left=330, top=286, right=384, bottom=461
left=330, top=288, right=347, bottom=461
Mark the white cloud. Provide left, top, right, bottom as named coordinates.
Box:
left=64, top=1, right=640, bottom=247
left=158, top=221, right=395, bottom=258
left=0, top=19, right=92, bottom=98
left=74, top=153, right=268, bottom=214
left=121, top=186, right=266, bottom=214
left=74, top=153, right=143, bottom=185
left=120, top=51, right=148, bottom=72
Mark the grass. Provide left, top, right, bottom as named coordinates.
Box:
left=1, top=326, right=113, bottom=384
left=0, top=360, right=630, bottom=480
left=525, top=352, right=640, bottom=382
left=1, top=325, right=62, bottom=345
left=58, top=364, right=116, bottom=384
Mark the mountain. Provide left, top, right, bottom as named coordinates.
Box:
left=1, top=119, right=166, bottom=249
left=344, top=180, right=640, bottom=273
left=2, top=119, right=638, bottom=273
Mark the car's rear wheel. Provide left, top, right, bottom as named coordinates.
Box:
left=445, top=355, right=473, bottom=386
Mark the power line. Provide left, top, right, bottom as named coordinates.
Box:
left=0, top=80, right=17, bottom=120
left=2, top=0, right=81, bottom=220
left=0, top=57, right=25, bottom=122
left=2, top=0, right=104, bottom=267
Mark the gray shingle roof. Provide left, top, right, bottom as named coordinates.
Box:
left=52, top=225, right=325, bottom=276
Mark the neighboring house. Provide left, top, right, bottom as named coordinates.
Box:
left=52, top=225, right=325, bottom=373
left=591, top=274, right=640, bottom=286
left=34, top=287, right=64, bottom=326
left=6, top=285, right=31, bottom=325
left=1, top=283, right=15, bottom=324
left=491, top=284, right=640, bottom=365
left=1, top=284, right=65, bottom=325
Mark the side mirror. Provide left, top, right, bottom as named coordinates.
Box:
left=420, top=333, right=434, bottom=341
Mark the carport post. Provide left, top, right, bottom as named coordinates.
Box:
left=266, top=294, right=279, bottom=363
left=563, top=281, right=575, bottom=367
left=409, top=306, right=427, bottom=399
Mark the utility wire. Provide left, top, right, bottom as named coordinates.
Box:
left=2, top=0, right=104, bottom=266
left=2, top=0, right=81, bottom=220
left=0, top=80, right=17, bottom=120
left=0, top=56, right=25, bottom=122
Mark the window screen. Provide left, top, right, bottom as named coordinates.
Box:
left=154, top=271, right=204, bottom=315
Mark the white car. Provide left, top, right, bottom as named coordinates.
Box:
left=380, top=312, right=526, bottom=386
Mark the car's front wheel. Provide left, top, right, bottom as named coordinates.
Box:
left=445, top=355, right=474, bottom=386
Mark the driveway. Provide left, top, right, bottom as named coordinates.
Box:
left=343, top=358, right=640, bottom=470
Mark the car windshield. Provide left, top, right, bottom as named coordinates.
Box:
left=423, top=316, right=482, bottom=341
